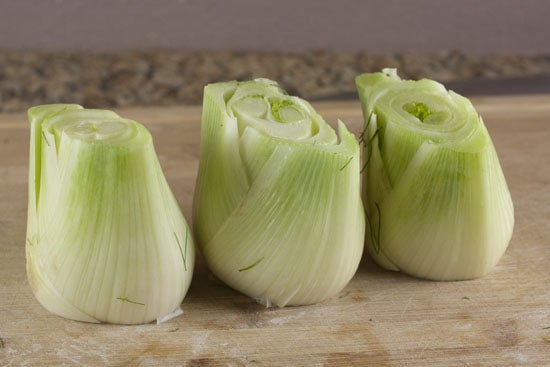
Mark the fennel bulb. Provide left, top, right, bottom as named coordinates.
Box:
left=356, top=69, right=514, bottom=280
left=26, top=104, right=194, bottom=324
left=193, top=79, right=365, bottom=307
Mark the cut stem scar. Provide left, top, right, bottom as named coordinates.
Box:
left=239, top=257, right=265, bottom=272
left=403, top=101, right=432, bottom=122
left=174, top=231, right=188, bottom=271
left=116, top=297, right=145, bottom=306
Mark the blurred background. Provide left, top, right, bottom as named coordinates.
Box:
left=1, top=0, right=549, bottom=112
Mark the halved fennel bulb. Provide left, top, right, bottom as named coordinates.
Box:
left=26, top=104, right=194, bottom=324
left=193, top=79, right=365, bottom=307
left=356, top=69, right=514, bottom=280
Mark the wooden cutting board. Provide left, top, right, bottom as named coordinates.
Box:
left=1, top=95, right=549, bottom=366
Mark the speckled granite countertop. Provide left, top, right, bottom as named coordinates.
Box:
left=1, top=50, right=549, bottom=112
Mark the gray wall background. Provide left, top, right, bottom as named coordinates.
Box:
left=1, top=0, right=548, bottom=53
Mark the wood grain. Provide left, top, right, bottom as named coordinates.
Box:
left=1, top=95, right=549, bottom=366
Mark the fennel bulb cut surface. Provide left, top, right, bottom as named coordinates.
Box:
left=356, top=69, right=514, bottom=281
left=26, top=104, right=194, bottom=324
left=193, top=79, right=365, bottom=307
